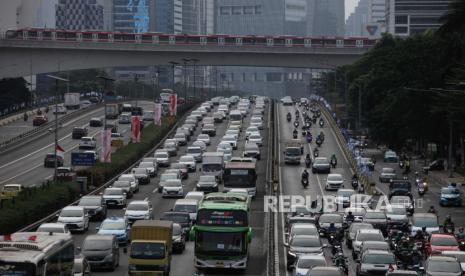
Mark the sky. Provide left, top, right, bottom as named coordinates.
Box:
left=345, top=0, right=359, bottom=20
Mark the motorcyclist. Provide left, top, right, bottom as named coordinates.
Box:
left=293, top=128, right=298, bottom=137
left=300, top=144, right=304, bottom=155
left=399, top=235, right=413, bottom=252
left=301, top=169, right=309, bottom=181
left=405, top=159, right=411, bottom=173
left=427, top=205, right=437, bottom=214
left=305, top=154, right=312, bottom=167
left=414, top=229, right=425, bottom=241
left=444, top=215, right=455, bottom=233
left=346, top=211, right=355, bottom=223
left=23, top=112, right=28, bottom=121
left=287, top=112, right=291, bottom=121
left=313, top=147, right=319, bottom=157
left=457, top=227, right=465, bottom=240
left=330, top=154, right=337, bottom=163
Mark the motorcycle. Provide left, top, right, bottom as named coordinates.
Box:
left=319, top=119, right=324, bottom=127
left=332, top=253, right=348, bottom=275
left=305, top=158, right=312, bottom=168
left=293, top=132, right=298, bottom=139
left=418, top=184, right=425, bottom=196
left=301, top=177, right=309, bottom=188
left=330, top=158, right=337, bottom=168
left=313, top=149, right=319, bottom=158
left=286, top=114, right=291, bottom=122
left=306, top=134, right=313, bottom=143
left=294, top=121, right=299, bottom=128
left=455, top=236, right=465, bottom=250
left=23, top=113, right=28, bottom=121
left=351, top=179, right=359, bottom=190
left=399, top=160, right=405, bottom=169
left=315, top=138, right=322, bottom=147
left=444, top=224, right=455, bottom=234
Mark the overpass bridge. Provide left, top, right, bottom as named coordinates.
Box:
left=0, top=29, right=377, bottom=78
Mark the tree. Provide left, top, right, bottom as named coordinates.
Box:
left=438, top=0, right=465, bottom=35
left=0, top=78, right=30, bottom=110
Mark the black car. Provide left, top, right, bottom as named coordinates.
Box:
left=172, top=223, right=187, bottom=253
left=105, top=123, right=118, bottom=133
left=89, top=118, right=103, bottom=127
left=72, top=127, right=88, bottom=139
left=78, top=195, right=107, bottom=221
left=362, top=211, right=388, bottom=235
left=44, top=153, right=63, bottom=168
left=388, top=180, right=412, bottom=198
left=160, top=211, right=192, bottom=233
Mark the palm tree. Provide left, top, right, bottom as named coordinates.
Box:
left=438, top=0, right=465, bottom=36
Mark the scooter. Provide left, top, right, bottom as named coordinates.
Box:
left=319, top=119, right=324, bottom=127
left=399, top=160, right=405, bottom=169
left=293, top=132, right=298, bottom=139
left=306, top=135, right=313, bottom=143
left=313, top=149, right=319, bottom=158
left=418, top=185, right=425, bottom=196
left=294, top=121, right=299, bottom=128
left=316, top=138, right=322, bottom=147
left=330, top=158, right=337, bottom=168
left=301, top=177, right=309, bottom=188
left=305, top=158, right=312, bottom=168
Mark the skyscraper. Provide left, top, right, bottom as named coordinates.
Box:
left=56, top=0, right=104, bottom=30
left=113, top=0, right=155, bottom=33
left=345, top=0, right=369, bottom=36
left=313, top=0, right=345, bottom=36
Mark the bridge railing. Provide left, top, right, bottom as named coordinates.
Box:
left=1, top=29, right=378, bottom=49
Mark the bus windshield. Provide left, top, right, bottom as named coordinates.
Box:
left=195, top=231, right=247, bottom=256
left=223, top=169, right=256, bottom=188
left=0, top=262, right=36, bottom=276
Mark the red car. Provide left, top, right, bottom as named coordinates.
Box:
left=426, top=233, right=460, bottom=255
left=32, top=115, right=48, bottom=126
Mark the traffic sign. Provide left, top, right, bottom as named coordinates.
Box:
left=71, top=152, right=96, bottom=166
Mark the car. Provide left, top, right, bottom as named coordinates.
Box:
left=352, top=229, right=385, bottom=259
left=172, top=223, right=187, bottom=253
left=118, top=112, right=131, bottom=124
left=72, top=127, right=88, bottom=139
left=105, top=122, right=118, bottom=133
left=79, top=136, right=97, bottom=149
left=426, top=233, right=460, bottom=255
left=384, top=150, right=399, bottom=163
left=112, top=180, right=133, bottom=198
left=324, top=173, right=344, bottom=191
left=96, top=216, right=130, bottom=244
left=385, top=270, right=420, bottom=276
left=346, top=223, right=374, bottom=249
left=385, top=204, right=409, bottom=230
left=173, top=132, right=187, bottom=146
left=410, top=213, right=439, bottom=236
left=424, top=255, right=462, bottom=276
left=192, top=140, right=207, bottom=151
left=102, top=187, right=127, bottom=208
left=173, top=199, right=199, bottom=221
left=32, top=115, right=48, bottom=126
left=44, top=153, right=64, bottom=167
left=73, top=255, right=91, bottom=276
left=285, top=235, right=324, bottom=270
left=335, top=188, right=356, bottom=208
left=124, top=200, right=153, bottom=223
left=389, top=180, right=412, bottom=198
left=179, top=155, right=196, bottom=172
left=89, top=117, right=102, bottom=127
left=317, top=213, right=343, bottom=237
left=82, top=234, right=119, bottom=271
left=344, top=207, right=366, bottom=222
left=440, top=187, right=462, bottom=206
left=222, top=135, right=238, bottom=149
left=213, top=112, right=225, bottom=123
left=186, top=146, right=203, bottom=162
left=250, top=117, right=263, bottom=129
left=356, top=250, right=396, bottom=276
left=185, top=191, right=205, bottom=202
left=131, top=167, right=150, bottom=185
left=160, top=211, right=192, bottom=232
left=83, top=150, right=99, bottom=161
left=306, top=266, right=343, bottom=276
left=56, top=206, right=89, bottom=232
left=441, top=250, right=465, bottom=271
left=247, top=133, right=263, bottom=147
left=80, top=100, right=92, bottom=108
left=224, top=129, right=239, bottom=139
left=243, top=143, right=261, bottom=160
left=0, top=184, right=23, bottom=200
left=78, top=195, right=107, bottom=220
left=196, top=175, right=219, bottom=193
left=202, top=124, right=216, bottom=136
left=52, top=105, right=67, bottom=114
left=158, top=172, right=181, bottom=192
left=312, top=157, right=330, bottom=173
left=176, top=128, right=191, bottom=140
left=287, top=223, right=319, bottom=241
left=163, top=141, right=178, bottom=157
left=118, top=174, right=139, bottom=193
left=196, top=134, right=211, bottom=145
left=170, top=163, right=189, bottom=179
left=143, top=110, right=154, bottom=121
left=162, top=179, right=183, bottom=198
left=362, top=211, right=388, bottom=234
left=137, top=162, right=157, bottom=177
left=292, top=254, right=327, bottom=275
left=154, top=150, right=170, bottom=167
left=379, top=167, right=396, bottom=183
left=360, top=241, right=390, bottom=255
left=37, top=222, right=71, bottom=235
left=360, top=157, right=375, bottom=171
left=227, top=188, right=250, bottom=198
left=245, top=126, right=260, bottom=137
left=390, top=195, right=414, bottom=215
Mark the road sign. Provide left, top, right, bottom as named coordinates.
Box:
left=71, top=152, right=96, bottom=166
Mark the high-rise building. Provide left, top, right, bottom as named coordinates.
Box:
left=56, top=0, right=104, bottom=30
left=386, top=0, right=451, bottom=36
left=368, top=0, right=386, bottom=24
left=313, top=0, right=345, bottom=36
left=345, top=0, right=369, bottom=36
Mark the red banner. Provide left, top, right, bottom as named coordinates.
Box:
left=154, top=103, right=162, bottom=126
left=131, top=115, right=141, bottom=143
left=100, top=129, right=111, bottom=163
left=169, top=93, right=177, bottom=116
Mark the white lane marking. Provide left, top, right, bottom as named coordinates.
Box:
left=152, top=188, right=158, bottom=193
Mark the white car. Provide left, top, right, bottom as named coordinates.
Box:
left=247, top=133, right=263, bottom=146
left=217, top=142, right=233, bottom=162
left=250, top=117, right=263, bottom=129
left=192, top=140, right=207, bottom=151
left=225, top=129, right=239, bottom=139
left=118, top=174, right=139, bottom=193
left=154, top=150, right=170, bottom=167
left=293, top=254, right=327, bottom=276
left=196, top=134, right=211, bottom=145
left=131, top=168, right=150, bottom=185
left=179, top=155, right=196, bottom=172
left=138, top=162, right=157, bottom=177
left=245, top=126, right=259, bottom=137
left=56, top=206, right=89, bottom=232
left=352, top=229, right=384, bottom=259
left=78, top=136, right=97, bottom=149
left=83, top=150, right=99, bottom=161
left=186, top=146, right=203, bottom=163
left=37, top=222, right=71, bottom=236
left=162, top=179, right=183, bottom=198
left=324, top=173, right=344, bottom=191
left=173, top=199, right=199, bottom=221
left=102, top=187, right=127, bottom=208
left=124, top=200, right=153, bottom=223
left=185, top=191, right=205, bottom=202
left=112, top=180, right=133, bottom=198
left=221, top=135, right=237, bottom=150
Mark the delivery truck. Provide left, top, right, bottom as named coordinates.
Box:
left=128, top=220, right=173, bottom=276
left=64, top=93, right=81, bottom=109
left=106, top=103, right=119, bottom=119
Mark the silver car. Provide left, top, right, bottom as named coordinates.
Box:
left=312, top=157, right=330, bottom=174
left=357, top=250, right=396, bottom=276
left=424, top=256, right=463, bottom=276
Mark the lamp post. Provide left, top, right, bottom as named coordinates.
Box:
left=168, top=61, right=179, bottom=92
left=191, top=58, right=199, bottom=101
left=46, top=74, right=69, bottom=183
left=182, top=59, right=191, bottom=102
left=96, top=76, right=115, bottom=131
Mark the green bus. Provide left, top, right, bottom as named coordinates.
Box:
left=190, top=192, right=252, bottom=270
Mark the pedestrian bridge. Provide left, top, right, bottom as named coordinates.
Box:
left=0, top=29, right=377, bottom=78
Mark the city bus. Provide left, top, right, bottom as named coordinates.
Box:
left=190, top=193, right=252, bottom=270
left=223, top=162, right=257, bottom=197
left=0, top=232, right=74, bottom=275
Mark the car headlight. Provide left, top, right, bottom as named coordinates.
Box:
left=174, top=236, right=182, bottom=242
left=104, top=254, right=114, bottom=261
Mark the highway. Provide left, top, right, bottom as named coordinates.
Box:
left=0, top=101, right=154, bottom=188
left=69, top=101, right=269, bottom=275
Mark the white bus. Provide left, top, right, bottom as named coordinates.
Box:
left=0, top=232, right=74, bottom=275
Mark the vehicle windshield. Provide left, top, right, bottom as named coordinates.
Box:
left=286, top=148, right=301, bottom=156
left=133, top=168, right=146, bottom=174
left=139, top=162, right=153, bottom=168
left=314, top=158, right=328, bottom=164
left=119, top=176, right=134, bottom=182
left=104, top=189, right=122, bottom=195
left=297, top=258, right=326, bottom=269
left=357, top=232, right=384, bottom=242
left=427, top=260, right=461, bottom=273
left=337, top=190, right=354, bottom=197
left=101, top=220, right=125, bottom=230
left=413, top=216, right=438, bottom=227
left=188, top=148, right=202, bottom=154
left=113, top=182, right=129, bottom=188
left=386, top=206, right=407, bottom=215
left=224, top=169, right=255, bottom=188
left=198, top=134, right=209, bottom=140
left=195, top=231, right=246, bottom=255
left=328, top=175, right=342, bottom=182
left=390, top=196, right=411, bottom=205
left=292, top=227, right=318, bottom=236
left=364, top=212, right=386, bottom=219
left=83, top=239, right=112, bottom=251
left=78, top=197, right=101, bottom=206
left=350, top=224, right=373, bottom=234
left=161, top=174, right=177, bottom=181
left=249, top=134, right=261, bottom=139
left=247, top=127, right=258, bottom=132
left=362, top=254, right=395, bottom=264
left=164, top=181, right=181, bottom=187
left=291, top=237, right=321, bottom=247
left=127, top=204, right=148, bottom=211
left=130, top=242, right=165, bottom=259
left=431, top=236, right=459, bottom=246
left=60, top=209, right=82, bottom=217
left=319, top=214, right=342, bottom=223
left=180, top=156, right=194, bottom=162
left=441, top=188, right=460, bottom=195
left=199, top=176, right=215, bottom=182
left=382, top=168, right=395, bottom=174
left=155, top=153, right=168, bottom=158
left=223, top=136, right=235, bottom=141
left=3, top=186, right=19, bottom=192
left=174, top=204, right=197, bottom=213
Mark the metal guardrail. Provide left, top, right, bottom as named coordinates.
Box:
left=18, top=104, right=197, bottom=232
left=317, top=102, right=374, bottom=194
left=265, top=100, right=275, bottom=276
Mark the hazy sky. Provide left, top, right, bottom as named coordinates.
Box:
left=346, top=0, right=359, bottom=20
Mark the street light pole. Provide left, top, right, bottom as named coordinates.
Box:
left=96, top=76, right=115, bottom=131
left=46, top=75, right=69, bottom=183
left=168, top=61, right=179, bottom=92
left=182, top=59, right=191, bottom=102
